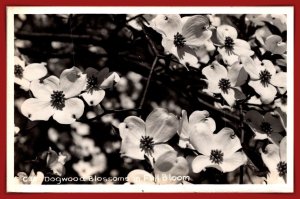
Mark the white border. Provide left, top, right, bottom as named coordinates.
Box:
left=7, top=6, right=294, bottom=193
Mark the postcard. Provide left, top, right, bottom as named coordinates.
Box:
left=7, top=6, right=294, bottom=193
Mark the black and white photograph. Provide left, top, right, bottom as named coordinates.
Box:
left=7, top=6, right=293, bottom=192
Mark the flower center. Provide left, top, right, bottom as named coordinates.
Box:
left=50, top=90, right=66, bottom=110
left=14, top=64, right=24, bottom=79
left=173, top=32, right=186, bottom=48
left=218, top=78, right=231, bottom=94
left=260, top=122, right=273, bottom=134
left=259, top=69, right=272, bottom=87
left=210, top=149, right=224, bottom=164
left=140, top=136, right=154, bottom=156
left=277, top=161, right=287, bottom=177
left=224, top=37, right=235, bottom=55
left=86, top=76, right=99, bottom=93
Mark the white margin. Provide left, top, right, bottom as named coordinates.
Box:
left=7, top=6, right=294, bottom=193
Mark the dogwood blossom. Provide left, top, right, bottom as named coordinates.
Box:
left=14, top=170, right=44, bottom=185
left=14, top=56, right=47, bottom=90
left=21, top=67, right=86, bottom=124
left=40, top=147, right=70, bottom=176
left=202, top=61, right=248, bottom=106
left=119, top=108, right=179, bottom=163
left=215, top=25, right=254, bottom=65
left=81, top=67, right=120, bottom=106
left=152, top=14, right=212, bottom=68
left=245, top=110, right=284, bottom=144
left=242, top=56, right=286, bottom=104
left=127, top=151, right=189, bottom=184
left=178, top=110, right=216, bottom=148
left=190, top=127, right=247, bottom=173
left=260, top=137, right=287, bottom=184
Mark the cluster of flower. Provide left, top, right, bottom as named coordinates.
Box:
left=15, top=56, right=120, bottom=124
left=14, top=13, right=287, bottom=185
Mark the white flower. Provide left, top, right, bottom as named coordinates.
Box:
left=242, top=56, right=286, bottom=104
left=264, top=35, right=286, bottom=55
left=178, top=110, right=216, bottom=149
left=119, top=108, right=179, bottom=163
left=81, top=67, right=120, bottom=106
left=14, top=170, right=44, bottom=185
left=152, top=14, right=212, bottom=68
left=21, top=67, right=86, bottom=124
left=202, top=61, right=248, bottom=106
left=127, top=151, right=189, bottom=184
left=190, top=127, right=247, bottom=173
left=216, top=25, right=254, bottom=65
left=260, top=137, right=287, bottom=184
left=14, top=56, right=47, bottom=90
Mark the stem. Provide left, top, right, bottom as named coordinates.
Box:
left=81, top=108, right=140, bottom=122
left=197, top=97, right=240, bottom=121
left=139, top=56, right=159, bottom=109
left=238, top=103, right=245, bottom=184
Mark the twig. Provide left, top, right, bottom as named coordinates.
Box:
left=81, top=108, right=140, bottom=122
left=197, top=97, right=240, bottom=122
left=141, top=23, right=159, bottom=56
left=238, top=103, right=245, bottom=184
left=139, top=56, right=159, bottom=109
left=15, top=31, right=104, bottom=45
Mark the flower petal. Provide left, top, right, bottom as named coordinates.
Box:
left=23, top=63, right=47, bottom=81
left=270, top=72, right=286, bottom=88
left=204, top=80, right=221, bottom=94
left=261, top=60, right=276, bottom=76
left=245, top=110, right=264, bottom=134
left=14, top=56, right=25, bottom=68
left=220, top=151, right=248, bottom=173
left=21, top=98, right=55, bottom=121
left=240, top=56, right=260, bottom=79
left=52, top=98, right=84, bottom=124
left=152, top=14, right=182, bottom=38
left=145, top=108, right=179, bottom=142
left=280, top=136, right=287, bottom=162
left=232, top=39, right=254, bottom=56
left=190, top=129, right=213, bottom=156
left=214, top=127, right=242, bottom=157
left=192, top=155, right=220, bottom=173
left=81, top=90, right=105, bottom=106
left=249, top=80, right=277, bottom=104
left=59, top=67, right=87, bottom=98
left=218, top=48, right=239, bottom=66
left=264, top=112, right=284, bottom=133
left=182, top=15, right=211, bottom=46
left=127, top=169, right=155, bottom=184
left=189, top=110, right=216, bottom=132
left=221, top=88, right=236, bottom=106
left=30, top=171, right=44, bottom=184
left=154, top=151, right=189, bottom=184
left=178, top=110, right=189, bottom=148
left=30, top=76, right=59, bottom=100
left=265, top=35, right=286, bottom=54
left=100, top=72, right=120, bottom=88
left=176, top=46, right=199, bottom=68
left=202, top=61, right=228, bottom=81
left=217, top=25, right=238, bottom=43
left=119, top=116, right=146, bottom=141
left=228, top=62, right=248, bottom=87
left=152, top=144, right=174, bottom=163
left=261, top=144, right=280, bottom=172
left=14, top=77, right=30, bottom=91
left=119, top=132, right=144, bottom=160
